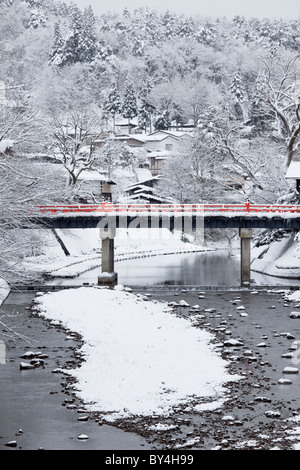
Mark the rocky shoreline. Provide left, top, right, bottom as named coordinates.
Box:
left=2, top=287, right=300, bottom=450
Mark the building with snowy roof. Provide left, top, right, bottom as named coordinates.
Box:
left=285, top=161, right=300, bottom=192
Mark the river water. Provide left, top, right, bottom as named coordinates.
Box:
left=1, top=249, right=300, bottom=450
left=50, top=249, right=300, bottom=288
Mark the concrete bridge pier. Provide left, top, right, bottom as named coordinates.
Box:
left=98, top=227, right=118, bottom=286
left=240, top=228, right=252, bottom=287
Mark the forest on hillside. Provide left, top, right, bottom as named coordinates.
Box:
left=1, top=0, right=300, bottom=281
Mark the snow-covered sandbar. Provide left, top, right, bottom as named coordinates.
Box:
left=34, top=286, right=240, bottom=421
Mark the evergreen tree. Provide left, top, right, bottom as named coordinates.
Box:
left=138, top=99, right=155, bottom=133
left=121, top=80, right=138, bottom=133
left=104, top=85, right=122, bottom=133
left=229, top=71, right=246, bottom=103
left=28, top=9, right=47, bottom=28
left=138, top=79, right=155, bottom=132
left=170, top=102, right=186, bottom=130
left=250, top=72, right=271, bottom=132
left=229, top=71, right=247, bottom=119
left=123, top=7, right=130, bottom=18
left=161, top=11, right=178, bottom=39
left=49, top=22, right=64, bottom=66
left=63, top=6, right=84, bottom=65
left=81, top=6, right=98, bottom=62
left=154, top=110, right=171, bottom=130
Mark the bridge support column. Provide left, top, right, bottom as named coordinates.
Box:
left=240, top=228, right=252, bottom=287
left=98, top=228, right=118, bottom=287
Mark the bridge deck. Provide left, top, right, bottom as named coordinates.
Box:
left=36, top=202, right=300, bottom=215
left=20, top=203, right=300, bottom=229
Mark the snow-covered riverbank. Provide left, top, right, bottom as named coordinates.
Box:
left=252, top=233, right=300, bottom=279
left=0, top=279, right=10, bottom=307
left=21, top=228, right=212, bottom=279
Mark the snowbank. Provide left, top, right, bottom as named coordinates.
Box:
left=0, top=139, right=13, bottom=154
left=22, top=228, right=208, bottom=278
left=251, top=233, right=300, bottom=279
left=285, top=290, right=300, bottom=302
left=0, top=278, right=10, bottom=307
left=34, top=286, right=240, bottom=421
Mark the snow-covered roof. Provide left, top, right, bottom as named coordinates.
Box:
left=147, top=151, right=174, bottom=158
left=77, top=170, right=115, bottom=183
left=135, top=168, right=153, bottom=182
left=113, top=134, right=146, bottom=143
left=127, top=193, right=170, bottom=203
left=134, top=133, right=179, bottom=142
left=285, top=161, right=300, bottom=179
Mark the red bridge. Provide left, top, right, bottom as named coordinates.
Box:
left=36, top=202, right=300, bottom=215
left=28, top=202, right=300, bottom=288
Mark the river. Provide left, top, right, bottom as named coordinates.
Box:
left=1, top=249, right=300, bottom=450
left=49, top=249, right=300, bottom=288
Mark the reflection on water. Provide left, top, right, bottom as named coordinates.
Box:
left=116, top=251, right=241, bottom=286
left=51, top=250, right=300, bottom=287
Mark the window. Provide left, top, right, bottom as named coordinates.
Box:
left=165, top=143, right=173, bottom=150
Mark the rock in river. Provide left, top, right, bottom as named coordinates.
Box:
left=283, top=367, right=299, bottom=374
left=20, top=362, right=35, bottom=370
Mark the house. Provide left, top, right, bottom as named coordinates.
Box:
left=124, top=168, right=171, bottom=204
left=147, top=150, right=173, bottom=176
left=132, top=130, right=193, bottom=176
left=112, top=134, right=146, bottom=148
left=285, top=161, right=300, bottom=192
left=77, top=170, right=116, bottom=202
left=115, top=118, right=144, bottom=135
left=139, top=131, right=182, bottom=153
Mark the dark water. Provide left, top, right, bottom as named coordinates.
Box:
left=0, top=292, right=152, bottom=450
left=2, top=250, right=300, bottom=450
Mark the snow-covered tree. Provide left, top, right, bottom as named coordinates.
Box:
left=138, top=79, right=155, bottom=132
left=104, top=85, right=122, bottom=133
left=229, top=70, right=248, bottom=120
left=0, top=105, right=42, bottom=155
left=95, top=139, right=142, bottom=177
left=121, top=80, right=138, bottom=132
left=27, top=9, right=47, bottom=29
left=49, top=22, right=64, bottom=65
left=138, top=99, right=155, bottom=133
left=62, top=6, right=84, bottom=65
left=257, top=52, right=300, bottom=166
left=154, top=109, right=171, bottom=130
left=80, top=6, right=98, bottom=62
left=48, top=107, right=104, bottom=187
left=157, top=132, right=223, bottom=204
left=0, top=154, right=65, bottom=284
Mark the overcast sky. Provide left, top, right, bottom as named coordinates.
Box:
left=67, top=0, right=300, bottom=19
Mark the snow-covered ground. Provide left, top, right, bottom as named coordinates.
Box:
left=251, top=233, right=300, bottom=279
left=21, top=227, right=211, bottom=279
left=34, top=285, right=241, bottom=422
left=0, top=279, right=10, bottom=307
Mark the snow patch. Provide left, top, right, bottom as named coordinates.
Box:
left=34, top=286, right=241, bottom=421
left=0, top=278, right=10, bottom=306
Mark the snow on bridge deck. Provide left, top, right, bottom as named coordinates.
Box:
left=31, top=203, right=300, bottom=230
left=36, top=202, right=300, bottom=216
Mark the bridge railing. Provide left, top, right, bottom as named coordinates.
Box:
left=35, top=203, right=300, bottom=215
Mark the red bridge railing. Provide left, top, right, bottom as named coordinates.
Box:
left=35, top=203, right=300, bottom=215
